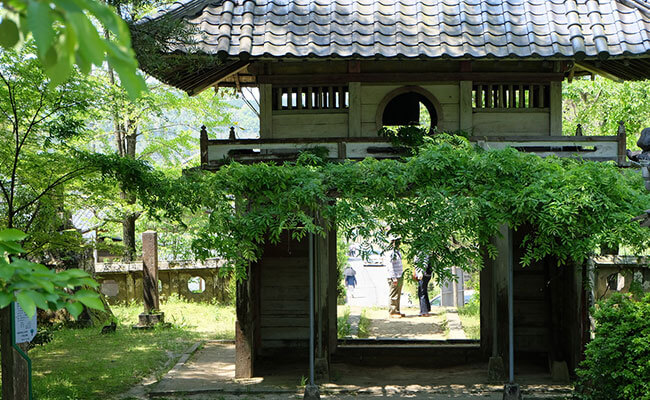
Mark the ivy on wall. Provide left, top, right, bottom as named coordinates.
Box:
left=175, top=134, right=650, bottom=282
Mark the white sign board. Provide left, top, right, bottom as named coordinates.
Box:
left=13, top=302, right=37, bottom=344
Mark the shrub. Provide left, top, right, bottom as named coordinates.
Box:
left=575, top=293, right=650, bottom=400
left=337, top=307, right=351, bottom=338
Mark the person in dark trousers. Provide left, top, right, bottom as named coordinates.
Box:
left=414, top=256, right=434, bottom=317
left=343, top=265, right=357, bottom=299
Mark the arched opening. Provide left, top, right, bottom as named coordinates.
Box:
left=188, top=276, right=206, bottom=294
left=376, top=86, right=442, bottom=133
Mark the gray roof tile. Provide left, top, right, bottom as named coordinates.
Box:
left=141, top=0, right=650, bottom=60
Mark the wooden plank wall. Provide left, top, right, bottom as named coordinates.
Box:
left=473, top=111, right=550, bottom=136
left=360, top=84, right=460, bottom=136
left=261, top=79, right=561, bottom=139
left=272, top=112, right=349, bottom=139
left=258, top=235, right=310, bottom=354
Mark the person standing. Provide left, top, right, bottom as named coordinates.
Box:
left=343, top=265, right=357, bottom=299
left=414, top=256, right=434, bottom=317
left=386, top=237, right=404, bottom=318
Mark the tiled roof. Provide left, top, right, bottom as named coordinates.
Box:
left=141, top=0, right=650, bottom=60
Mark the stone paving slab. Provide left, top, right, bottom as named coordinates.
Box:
left=445, top=308, right=468, bottom=340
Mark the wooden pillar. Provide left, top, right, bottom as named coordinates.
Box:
left=459, top=80, right=473, bottom=134
left=141, top=231, right=160, bottom=313
left=480, top=246, right=494, bottom=357
left=549, top=81, right=562, bottom=136
left=493, top=225, right=511, bottom=362
left=348, top=82, right=362, bottom=137
left=1, top=308, right=29, bottom=400
left=328, top=228, right=338, bottom=356
left=236, top=262, right=257, bottom=378
left=260, top=84, right=273, bottom=138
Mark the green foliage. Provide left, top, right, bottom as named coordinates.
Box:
left=357, top=309, right=371, bottom=339
left=336, top=233, right=348, bottom=305
left=378, top=125, right=432, bottom=149
left=575, top=293, right=650, bottom=400
left=458, top=292, right=479, bottom=317
left=337, top=306, right=351, bottom=338
left=0, top=228, right=102, bottom=318
left=0, top=0, right=146, bottom=97
left=563, top=77, right=650, bottom=149
left=0, top=44, right=108, bottom=262
left=180, top=134, right=650, bottom=283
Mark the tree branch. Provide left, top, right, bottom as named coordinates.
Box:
left=13, top=166, right=90, bottom=215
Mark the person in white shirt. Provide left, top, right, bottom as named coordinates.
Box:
left=386, top=237, right=404, bottom=318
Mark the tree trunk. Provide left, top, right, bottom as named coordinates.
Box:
left=122, top=211, right=137, bottom=261
left=121, top=129, right=138, bottom=261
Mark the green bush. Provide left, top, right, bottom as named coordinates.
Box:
left=458, top=292, right=479, bottom=317
left=575, top=293, right=650, bottom=400
left=337, top=307, right=351, bottom=338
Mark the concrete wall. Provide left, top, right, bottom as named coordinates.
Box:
left=95, top=259, right=231, bottom=304
left=593, top=256, right=650, bottom=300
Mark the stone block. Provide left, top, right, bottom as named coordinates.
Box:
left=137, top=312, right=165, bottom=327
left=488, top=356, right=506, bottom=382
left=303, top=384, right=320, bottom=400
left=550, top=360, right=570, bottom=383
left=502, top=383, right=521, bottom=400
left=315, top=357, right=329, bottom=382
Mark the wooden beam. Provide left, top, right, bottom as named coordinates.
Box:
left=258, top=72, right=565, bottom=85
left=575, top=62, right=624, bottom=83
left=187, top=60, right=250, bottom=96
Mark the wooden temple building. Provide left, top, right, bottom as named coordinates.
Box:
left=138, top=0, right=650, bottom=380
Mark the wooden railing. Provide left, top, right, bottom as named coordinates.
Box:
left=199, top=127, right=627, bottom=168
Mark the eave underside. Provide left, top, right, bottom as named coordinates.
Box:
left=148, top=54, right=650, bottom=95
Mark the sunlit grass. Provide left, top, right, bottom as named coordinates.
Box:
left=457, top=312, right=480, bottom=339
left=2, top=296, right=235, bottom=400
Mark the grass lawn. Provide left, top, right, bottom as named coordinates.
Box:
left=3, top=296, right=235, bottom=400
left=457, top=312, right=480, bottom=339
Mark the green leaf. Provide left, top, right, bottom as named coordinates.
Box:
left=0, top=228, right=27, bottom=242
left=0, top=241, right=25, bottom=255
left=0, top=292, right=13, bottom=309
left=0, top=265, right=15, bottom=281
left=67, top=12, right=104, bottom=65
left=45, top=47, right=72, bottom=86
left=74, top=289, right=104, bottom=310
left=11, top=258, right=40, bottom=270
left=16, top=291, right=36, bottom=318
left=27, top=0, right=55, bottom=57
left=65, top=301, right=83, bottom=319
left=43, top=44, right=58, bottom=68
left=61, top=269, right=91, bottom=278
left=0, top=18, right=20, bottom=48
left=30, top=291, right=49, bottom=310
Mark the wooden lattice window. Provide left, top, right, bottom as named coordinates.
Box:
left=272, top=85, right=349, bottom=111
left=472, top=83, right=550, bottom=110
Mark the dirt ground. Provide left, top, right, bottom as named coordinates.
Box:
left=342, top=305, right=461, bottom=339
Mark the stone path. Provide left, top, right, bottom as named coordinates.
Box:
left=341, top=305, right=467, bottom=340
left=146, top=342, right=573, bottom=399
left=445, top=308, right=468, bottom=340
